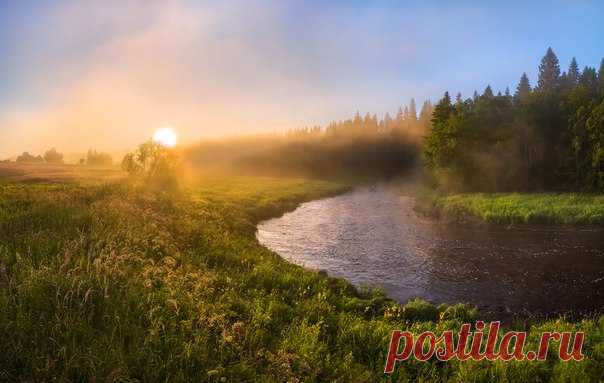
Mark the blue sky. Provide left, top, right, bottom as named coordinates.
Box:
left=0, top=0, right=603, bottom=156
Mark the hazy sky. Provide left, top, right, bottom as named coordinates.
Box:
left=1, top=0, right=603, bottom=158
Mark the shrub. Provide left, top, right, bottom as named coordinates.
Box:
left=43, top=148, right=63, bottom=164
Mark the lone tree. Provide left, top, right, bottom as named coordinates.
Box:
left=536, top=47, right=560, bottom=92
left=43, top=148, right=63, bottom=164
left=121, top=141, right=178, bottom=189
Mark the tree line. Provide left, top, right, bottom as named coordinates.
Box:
left=185, top=100, right=432, bottom=179
left=9, top=149, right=114, bottom=166
left=424, top=47, right=604, bottom=192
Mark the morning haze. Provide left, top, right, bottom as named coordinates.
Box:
left=0, top=0, right=602, bottom=158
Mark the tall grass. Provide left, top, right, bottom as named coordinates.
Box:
left=0, top=178, right=602, bottom=381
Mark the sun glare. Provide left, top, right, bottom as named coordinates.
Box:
left=153, top=127, right=178, bottom=147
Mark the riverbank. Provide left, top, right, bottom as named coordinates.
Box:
left=416, top=192, right=604, bottom=225
left=0, top=176, right=602, bottom=381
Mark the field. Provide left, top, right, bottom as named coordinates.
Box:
left=418, top=192, right=604, bottom=225
left=0, top=167, right=603, bottom=381
left=0, top=162, right=124, bottom=183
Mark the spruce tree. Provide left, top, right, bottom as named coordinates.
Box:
left=419, top=100, right=433, bottom=126
left=431, top=92, right=452, bottom=125
left=568, top=57, right=580, bottom=86
left=537, top=47, right=561, bottom=92
left=580, top=66, right=598, bottom=95
left=515, top=72, right=531, bottom=102
left=409, top=98, right=417, bottom=121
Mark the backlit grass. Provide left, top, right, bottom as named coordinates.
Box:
left=424, top=193, right=604, bottom=225
left=0, top=177, right=602, bottom=381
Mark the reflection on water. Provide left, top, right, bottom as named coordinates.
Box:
left=257, top=185, right=604, bottom=319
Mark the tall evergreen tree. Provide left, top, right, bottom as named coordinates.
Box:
left=515, top=72, right=532, bottom=102
left=504, top=86, right=511, bottom=97
left=568, top=57, right=580, bottom=86
left=408, top=98, right=417, bottom=121
left=580, top=66, right=598, bottom=95
left=419, top=100, right=433, bottom=125
left=431, top=92, right=452, bottom=124
left=537, top=47, right=561, bottom=92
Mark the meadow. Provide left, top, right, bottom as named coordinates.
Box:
left=416, top=192, right=604, bottom=225
left=0, top=166, right=603, bottom=381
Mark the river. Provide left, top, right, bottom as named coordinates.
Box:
left=257, top=185, right=604, bottom=319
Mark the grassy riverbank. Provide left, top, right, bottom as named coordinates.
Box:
left=418, top=192, right=604, bottom=225
left=1, top=175, right=603, bottom=381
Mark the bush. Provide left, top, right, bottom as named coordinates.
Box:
left=43, top=148, right=63, bottom=164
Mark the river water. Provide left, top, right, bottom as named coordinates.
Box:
left=257, top=185, right=604, bottom=319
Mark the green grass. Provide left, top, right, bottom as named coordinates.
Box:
left=423, top=193, right=604, bottom=225
left=0, top=177, right=603, bottom=381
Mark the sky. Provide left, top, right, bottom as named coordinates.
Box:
left=0, top=0, right=603, bottom=158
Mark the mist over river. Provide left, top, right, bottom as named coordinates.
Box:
left=257, top=185, right=604, bottom=319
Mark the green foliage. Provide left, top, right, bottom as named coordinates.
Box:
left=424, top=47, right=604, bottom=192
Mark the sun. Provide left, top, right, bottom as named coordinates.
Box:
left=153, top=127, right=178, bottom=147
